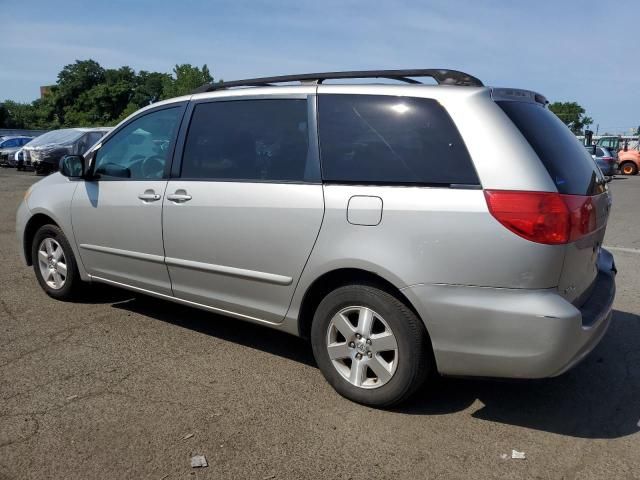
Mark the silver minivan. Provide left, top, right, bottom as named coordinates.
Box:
left=16, top=69, right=616, bottom=406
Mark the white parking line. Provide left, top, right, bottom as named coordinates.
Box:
left=604, top=246, right=640, bottom=255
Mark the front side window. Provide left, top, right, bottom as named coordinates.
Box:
left=318, top=94, right=478, bottom=185
left=94, top=107, right=181, bottom=179
left=181, top=99, right=315, bottom=182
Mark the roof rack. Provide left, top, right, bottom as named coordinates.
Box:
left=192, top=69, right=483, bottom=94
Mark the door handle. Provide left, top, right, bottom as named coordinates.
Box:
left=138, top=190, right=161, bottom=202
left=166, top=190, right=192, bottom=203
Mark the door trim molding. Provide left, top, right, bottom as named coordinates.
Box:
left=79, top=243, right=165, bottom=264
left=164, top=256, right=293, bottom=285
left=80, top=243, right=293, bottom=286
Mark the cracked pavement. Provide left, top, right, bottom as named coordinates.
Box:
left=1, top=169, right=639, bottom=479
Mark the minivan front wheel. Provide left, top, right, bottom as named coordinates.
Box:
left=32, top=225, right=83, bottom=300
left=311, top=284, right=432, bottom=407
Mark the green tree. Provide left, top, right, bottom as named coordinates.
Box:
left=0, top=100, right=40, bottom=129
left=161, top=64, right=213, bottom=99
left=131, top=71, right=172, bottom=107
left=548, top=101, right=593, bottom=134
left=51, top=60, right=106, bottom=125
left=1, top=59, right=218, bottom=128
left=63, top=66, right=138, bottom=126
left=0, top=103, right=7, bottom=127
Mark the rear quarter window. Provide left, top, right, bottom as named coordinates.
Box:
left=318, top=94, right=479, bottom=186
left=497, top=100, right=604, bottom=195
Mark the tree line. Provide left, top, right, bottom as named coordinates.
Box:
left=0, top=60, right=218, bottom=129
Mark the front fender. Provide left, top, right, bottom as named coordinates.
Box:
left=22, top=174, right=89, bottom=281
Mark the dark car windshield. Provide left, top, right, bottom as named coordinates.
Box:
left=498, top=101, right=605, bottom=195
left=25, top=129, right=86, bottom=148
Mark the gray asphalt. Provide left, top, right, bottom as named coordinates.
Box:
left=1, top=168, right=639, bottom=480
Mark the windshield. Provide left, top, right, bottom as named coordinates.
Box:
left=25, top=129, right=86, bottom=148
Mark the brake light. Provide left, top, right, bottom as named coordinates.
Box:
left=484, top=190, right=598, bottom=245
left=602, top=156, right=614, bottom=163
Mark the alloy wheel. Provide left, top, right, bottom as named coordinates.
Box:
left=326, top=306, right=398, bottom=389
left=37, top=238, right=68, bottom=290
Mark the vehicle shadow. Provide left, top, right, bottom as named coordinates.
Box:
left=111, top=294, right=316, bottom=367
left=68, top=284, right=136, bottom=304
left=109, top=292, right=639, bottom=439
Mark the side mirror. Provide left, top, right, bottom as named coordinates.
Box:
left=59, top=155, right=85, bottom=178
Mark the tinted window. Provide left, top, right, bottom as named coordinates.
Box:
left=498, top=101, right=604, bottom=195
left=181, top=99, right=315, bottom=182
left=2, top=139, right=18, bottom=148
left=94, top=108, right=181, bottom=179
left=596, top=147, right=605, bottom=157
left=318, top=94, right=478, bottom=185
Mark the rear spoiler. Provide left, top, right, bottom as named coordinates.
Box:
left=491, top=88, right=548, bottom=106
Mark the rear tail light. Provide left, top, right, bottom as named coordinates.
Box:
left=484, top=190, right=598, bottom=245
left=603, top=157, right=615, bottom=163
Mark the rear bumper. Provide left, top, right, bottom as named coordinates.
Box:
left=403, top=249, right=616, bottom=378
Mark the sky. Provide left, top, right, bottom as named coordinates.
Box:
left=0, top=0, right=637, bottom=134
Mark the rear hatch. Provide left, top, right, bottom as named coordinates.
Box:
left=496, top=97, right=611, bottom=304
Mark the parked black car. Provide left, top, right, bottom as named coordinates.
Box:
left=20, top=128, right=111, bottom=174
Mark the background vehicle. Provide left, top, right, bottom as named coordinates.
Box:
left=0, top=136, right=33, bottom=166
left=16, top=69, right=616, bottom=407
left=586, top=145, right=618, bottom=176
left=596, top=135, right=639, bottom=175
left=8, top=147, right=25, bottom=168
left=21, top=128, right=111, bottom=175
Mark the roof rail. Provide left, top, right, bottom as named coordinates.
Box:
left=192, top=69, right=483, bottom=94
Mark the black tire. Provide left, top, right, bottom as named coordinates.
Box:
left=620, top=161, right=638, bottom=176
left=31, top=224, right=84, bottom=300
left=311, top=284, right=432, bottom=407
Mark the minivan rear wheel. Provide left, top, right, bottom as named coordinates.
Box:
left=32, top=224, right=84, bottom=300
left=311, top=284, right=432, bottom=407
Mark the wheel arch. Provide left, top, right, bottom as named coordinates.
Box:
left=23, top=213, right=60, bottom=266
left=296, top=267, right=428, bottom=341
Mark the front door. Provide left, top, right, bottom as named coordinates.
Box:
left=71, top=105, right=185, bottom=294
left=162, top=95, right=324, bottom=323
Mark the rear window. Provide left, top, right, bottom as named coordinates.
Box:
left=318, top=94, right=479, bottom=186
left=497, top=101, right=604, bottom=195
